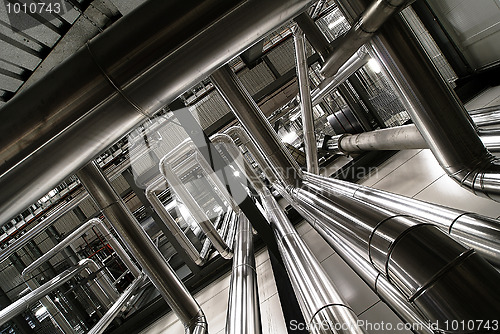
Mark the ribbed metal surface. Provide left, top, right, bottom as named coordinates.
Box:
left=189, top=90, right=232, bottom=130
left=79, top=197, right=99, bottom=218
left=53, top=211, right=80, bottom=235
left=111, top=174, right=130, bottom=195
left=266, top=39, right=297, bottom=75
left=237, top=61, right=276, bottom=95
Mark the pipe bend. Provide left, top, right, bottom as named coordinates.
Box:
left=185, top=311, right=208, bottom=334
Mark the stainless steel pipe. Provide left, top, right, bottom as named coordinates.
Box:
left=294, top=205, right=433, bottom=334
left=262, top=190, right=366, bottom=334
left=321, top=0, right=414, bottom=77
left=212, top=65, right=303, bottom=190
left=145, top=177, right=206, bottom=266
left=294, top=26, right=320, bottom=174
left=226, top=213, right=262, bottom=334
left=303, top=172, right=500, bottom=268
left=294, top=12, right=334, bottom=62
left=291, top=180, right=500, bottom=331
left=0, top=0, right=313, bottom=225
left=77, top=162, right=207, bottom=334
left=0, top=259, right=95, bottom=328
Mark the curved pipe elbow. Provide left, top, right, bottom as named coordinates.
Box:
left=185, top=311, right=208, bottom=334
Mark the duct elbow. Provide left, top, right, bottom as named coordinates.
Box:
left=185, top=311, right=208, bottom=334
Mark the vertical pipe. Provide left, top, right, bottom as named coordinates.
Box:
left=226, top=213, right=262, bottom=334
left=211, top=65, right=302, bottom=190
left=76, top=162, right=207, bottom=334
left=262, top=190, right=366, bottom=334
left=294, top=13, right=333, bottom=62
left=294, top=26, right=319, bottom=174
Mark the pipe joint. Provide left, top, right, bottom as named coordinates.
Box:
left=309, top=304, right=361, bottom=333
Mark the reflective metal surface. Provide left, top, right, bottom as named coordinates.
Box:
left=262, top=190, right=365, bottom=334
left=226, top=213, right=262, bottom=334
left=146, top=177, right=206, bottom=265
left=77, top=162, right=207, bottom=333
left=212, top=65, right=303, bottom=189
left=294, top=26, right=320, bottom=174
left=469, top=105, right=500, bottom=127
left=294, top=13, right=333, bottom=62
left=0, top=259, right=94, bottom=328
left=159, top=140, right=234, bottom=259
left=303, top=173, right=500, bottom=268
left=0, top=0, right=313, bottom=224
left=321, top=0, right=413, bottom=77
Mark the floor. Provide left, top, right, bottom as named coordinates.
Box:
left=139, top=85, right=500, bottom=333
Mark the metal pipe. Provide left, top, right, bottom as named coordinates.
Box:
left=290, top=180, right=500, bottom=331
left=362, top=4, right=500, bottom=201
left=0, top=0, right=313, bottom=225
left=262, top=189, right=366, bottom=333
left=321, top=0, right=414, bottom=77
left=285, top=50, right=369, bottom=121
left=0, top=259, right=94, bottom=328
left=224, top=126, right=279, bottom=185
left=303, top=172, right=500, bottom=268
left=145, top=177, right=206, bottom=266
left=210, top=133, right=267, bottom=193
left=293, top=205, right=433, bottom=334
left=294, top=26, right=320, bottom=174
left=469, top=106, right=500, bottom=127
left=211, top=65, right=303, bottom=190
left=328, top=123, right=500, bottom=154
left=87, top=274, right=147, bottom=334
left=77, top=161, right=207, bottom=334
left=294, top=13, right=333, bottom=62
left=226, top=212, right=262, bottom=334
left=159, top=140, right=234, bottom=259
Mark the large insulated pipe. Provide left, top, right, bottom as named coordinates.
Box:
left=159, top=141, right=234, bottom=259
left=320, top=0, right=414, bottom=77
left=145, top=177, right=206, bottom=266
left=328, top=124, right=500, bottom=154
left=0, top=0, right=313, bottom=225
left=294, top=26, right=320, bottom=174
left=294, top=204, right=433, bottom=334
left=291, top=180, right=500, bottom=332
left=303, top=172, right=500, bottom=268
left=354, top=0, right=500, bottom=201
left=226, top=212, right=262, bottom=334
left=76, top=162, right=207, bottom=334
left=0, top=259, right=95, bottom=327
left=262, top=190, right=366, bottom=334
left=211, top=65, right=303, bottom=190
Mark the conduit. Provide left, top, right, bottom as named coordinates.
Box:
left=214, top=55, right=500, bottom=332
left=0, top=259, right=96, bottom=328
left=327, top=123, right=500, bottom=154
left=320, top=0, right=414, bottom=77
left=226, top=213, right=262, bottom=334
left=77, top=162, right=207, bottom=334
left=294, top=26, right=319, bottom=174
left=0, top=0, right=313, bottom=225
left=262, top=190, right=366, bottom=334
left=303, top=172, right=500, bottom=268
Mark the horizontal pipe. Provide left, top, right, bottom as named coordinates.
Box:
left=0, top=259, right=93, bottom=327
left=262, top=190, right=366, bottom=333
left=226, top=212, right=262, bottom=334
left=77, top=162, right=207, bottom=333
left=87, top=274, right=146, bottom=334
left=303, top=172, right=500, bottom=268
left=321, top=0, right=413, bottom=77
left=145, top=177, right=206, bottom=266
left=0, top=0, right=313, bottom=225
left=294, top=204, right=433, bottom=334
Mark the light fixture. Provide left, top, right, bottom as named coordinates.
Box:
left=368, top=58, right=382, bottom=74
left=282, top=131, right=299, bottom=144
